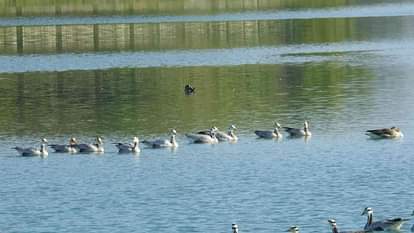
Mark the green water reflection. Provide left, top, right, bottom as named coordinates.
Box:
left=0, top=0, right=410, bottom=138
left=0, top=63, right=373, bottom=137
left=1, top=16, right=412, bottom=55
left=0, top=0, right=406, bottom=17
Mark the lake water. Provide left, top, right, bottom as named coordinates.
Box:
left=0, top=1, right=414, bottom=233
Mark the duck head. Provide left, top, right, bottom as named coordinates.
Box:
left=69, top=137, right=77, bottom=145
left=361, top=207, right=373, bottom=216
left=96, top=136, right=103, bottom=144
left=232, top=224, right=238, bottom=233
left=287, top=226, right=299, bottom=233
left=274, top=121, right=282, bottom=129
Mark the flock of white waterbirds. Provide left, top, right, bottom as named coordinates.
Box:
left=12, top=120, right=403, bottom=157
left=10, top=85, right=411, bottom=233
left=10, top=122, right=412, bottom=233
left=12, top=85, right=404, bottom=156
left=230, top=208, right=414, bottom=233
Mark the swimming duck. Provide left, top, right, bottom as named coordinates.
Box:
left=328, top=219, right=367, bottom=233
left=115, top=136, right=140, bottom=153
left=254, top=122, right=282, bottom=139
left=361, top=207, right=409, bottom=231
left=49, top=137, right=78, bottom=153
left=76, top=136, right=104, bottom=153
left=216, top=125, right=238, bottom=142
left=184, top=84, right=195, bottom=95
left=186, top=127, right=219, bottom=144
left=13, top=138, right=48, bottom=157
left=196, top=126, right=218, bottom=135
left=142, top=129, right=178, bottom=148
left=283, top=121, right=311, bottom=137
left=365, top=127, right=403, bottom=139
left=287, top=226, right=300, bottom=233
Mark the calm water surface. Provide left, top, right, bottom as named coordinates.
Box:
left=0, top=1, right=414, bottom=233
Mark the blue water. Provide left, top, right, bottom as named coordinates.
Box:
left=1, top=131, right=413, bottom=233
left=1, top=40, right=414, bottom=73
left=1, top=1, right=414, bottom=233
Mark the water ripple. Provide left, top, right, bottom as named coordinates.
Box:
left=0, top=40, right=412, bottom=73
